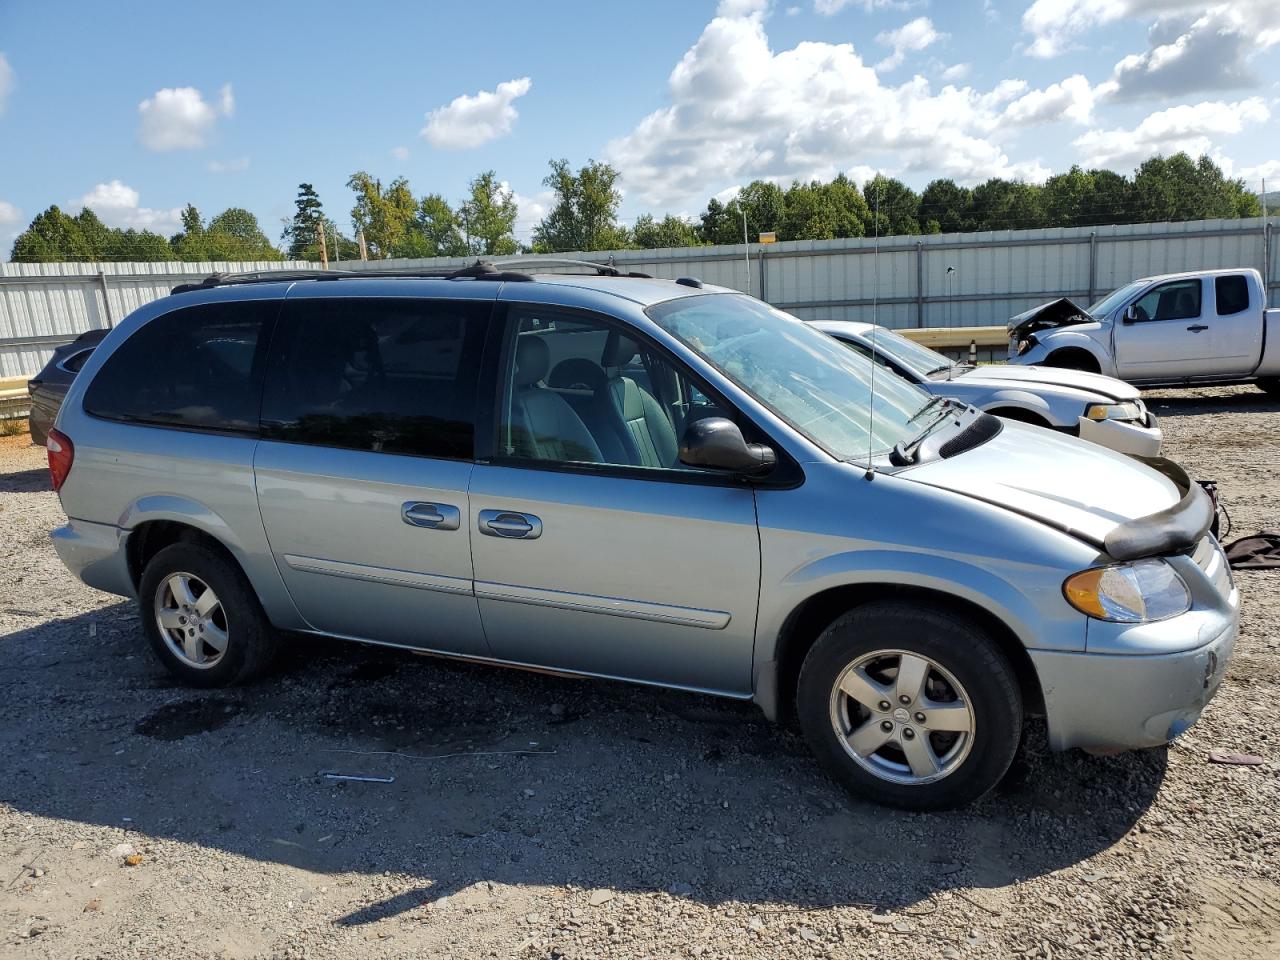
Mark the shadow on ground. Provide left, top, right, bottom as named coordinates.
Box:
left=0, top=606, right=1165, bottom=925
left=0, top=467, right=51, bottom=494
left=1141, top=386, right=1280, bottom=418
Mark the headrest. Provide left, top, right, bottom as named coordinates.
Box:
left=514, top=335, right=551, bottom=387
left=602, top=330, right=640, bottom=369
left=548, top=357, right=607, bottom=391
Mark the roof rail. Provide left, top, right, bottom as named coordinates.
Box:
left=490, top=256, right=653, bottom=279
left=169, top=260, right=535, bottom=295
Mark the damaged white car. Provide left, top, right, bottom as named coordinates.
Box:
left=813, top=320, right=1162, bottom=456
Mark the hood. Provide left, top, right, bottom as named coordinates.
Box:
left=1007, top=298, right=1092, bottom=339
left=953, top=363, right=1138, bottom=401
left=903, top=421, right=1179, bottom=547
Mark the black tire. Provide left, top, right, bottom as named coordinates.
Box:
left=1258, top=377, right=1280, bottom=397
left=1043, top=349, right=1099, bottom=373
left=796, top=601, right=1022, bottom=810
left=987, top=407, right=1051, bottom=428
left=138, top=541, right=278, bottom=687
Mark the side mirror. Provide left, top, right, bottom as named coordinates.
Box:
left=679, top=417, right=776, bottom=475
left=1122, top=304, right=1138, bottom=324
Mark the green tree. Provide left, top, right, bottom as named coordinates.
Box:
left=919, top=179, right=974, bottom=234
left=10, top=206, right=93, bottom=261
left=632, top=214, right=701, bottom=249
left=970, top=178, right=1045, bottom=231
left=1041, top=166, right=1097, bottom=228
left=283, top=183, right=325, bottom=258
left=862, top=175, right=920, bottom=235
left=459, top=171, right=518, bottom=256
left=698, top=198, right=733, bottom=245
left=412, top=193, right=469, bottom=257
left=1082, top=169, right=1134, bottom=226
left=779, top=177, right=868, bottom=240
left=532, top=158, right=628, bottom=252
left=105, top=228, right=176, bottom=261
left=347, top=172, right=418, bottom=259
left=204, top=207, right=284, bottom=260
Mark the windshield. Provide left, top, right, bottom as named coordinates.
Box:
left=1087, top=280, right=1145, bottom=317
left=647, top=294, right=933, bottom=461
left=858, top=326, right=954, bottom=379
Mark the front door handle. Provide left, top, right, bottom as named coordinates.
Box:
left=478, top=509, right=543, bottom=540
left=1187, top=324, right=1208, bottom=332
left=401, top=501, right=461, bottom=530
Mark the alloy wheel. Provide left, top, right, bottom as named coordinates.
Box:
left=154, top=572, right=229, bottom=669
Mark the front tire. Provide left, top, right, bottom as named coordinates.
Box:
left=139, top=541, right=277, bottom=687
left=1258, top=377, right=1280, bottom=397
left=796, top=601, right=1022, bottom=810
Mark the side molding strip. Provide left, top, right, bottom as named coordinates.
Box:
left=474, top=580, right=731, bottom=630
left=283, top=554, right=473, bottom=596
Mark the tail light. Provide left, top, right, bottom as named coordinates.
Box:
left=46, top=427, right=74, bottom=492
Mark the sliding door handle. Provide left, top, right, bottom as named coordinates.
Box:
left=478, top=509, right=542, bottom=540
left=401, top=501, right=461, bottom=530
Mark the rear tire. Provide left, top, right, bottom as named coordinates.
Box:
left=139, top=542, right=277, bottom=687
left=796, top=601, right=1022, bottom=810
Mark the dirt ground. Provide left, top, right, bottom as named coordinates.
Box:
left=1, top=387, right=1277, bottom=960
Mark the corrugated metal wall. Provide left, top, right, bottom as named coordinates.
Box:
left=2, top=217, right=1276, bottom=378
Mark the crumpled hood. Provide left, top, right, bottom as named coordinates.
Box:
left=953, top=364, right=1138, bottom=401
left=1007, top=298, right=1092, bottom=339
left=904, top=421, right=1180, bottom=546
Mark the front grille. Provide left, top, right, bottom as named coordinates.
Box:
left=1192, top=536, right=1233, bottom=596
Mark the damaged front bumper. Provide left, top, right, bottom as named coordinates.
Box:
left=1077, top=411, right=1162, bottom=456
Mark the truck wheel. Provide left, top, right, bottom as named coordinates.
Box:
left=1258, top=377, right=1280, bottom=398
left=1043, top=349, right=1099, bottom=373
left=139, top=542, right=278, bottom=688
left=796, top=601, right=1022, bottom=810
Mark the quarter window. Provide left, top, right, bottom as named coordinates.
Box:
left=1131, top=279, right=1201, bottom=322
left=260, top=297, right=490, bottom=460
left=83, top=300, right=276, bottom=433
left=1215, top=275, right=1250, bottom=316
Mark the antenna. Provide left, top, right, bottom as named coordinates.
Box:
left=865, top=175, right=881, bottom=480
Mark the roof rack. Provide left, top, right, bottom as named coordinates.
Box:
left=168, top=256, right=653, bottom=296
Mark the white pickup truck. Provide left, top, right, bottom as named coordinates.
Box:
left=1008, top=268, right=1280, bottom=393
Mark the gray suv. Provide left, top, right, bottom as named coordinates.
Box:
left=47, top=264, right=1238, bottom=809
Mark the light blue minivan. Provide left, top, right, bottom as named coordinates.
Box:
left=47, top=263, right=1237, bottom=809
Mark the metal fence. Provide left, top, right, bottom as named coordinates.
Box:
left=2, top=216, right=1276, bottom=379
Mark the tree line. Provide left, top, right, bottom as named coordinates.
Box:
left=8, top=152, right=1264, bottom=263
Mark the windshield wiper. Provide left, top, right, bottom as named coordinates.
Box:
left=892, top=399, right=956, bottom=465
left=926, top=364, right=952, bottom=376
left=907, top=395, right=948, bottom=423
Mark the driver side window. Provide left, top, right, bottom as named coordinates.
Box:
left=1131, top=279, right=1201, bottom=323
left=495, top=307, right=732, bottom=472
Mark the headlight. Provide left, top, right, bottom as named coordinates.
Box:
left=1085, top=402, right=1142, bottom=422
left=1063, top=559, right=1191, bottom=622
left=1016, top=338, right=1035, bottom=356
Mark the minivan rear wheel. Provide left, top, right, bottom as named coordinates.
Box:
left=139, top=542, right=277, bottom=687
left=796, top=601, right=1022, bottom=810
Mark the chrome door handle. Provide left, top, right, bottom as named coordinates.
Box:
left=478, top=509, right=543, bottom=540
left=401, top=501, right=461, bottom=530
left=1187, top=324, right=1208, bottom=332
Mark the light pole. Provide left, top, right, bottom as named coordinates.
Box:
left=945, top=265, right=956, bottom=327
left=742, top=207, right=751, bottom=296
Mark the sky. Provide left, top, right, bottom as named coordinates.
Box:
left=1, top=0, right=1278, bottom=257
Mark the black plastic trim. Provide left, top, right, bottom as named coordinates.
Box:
left=1103, top=456, right=1214, bottom=561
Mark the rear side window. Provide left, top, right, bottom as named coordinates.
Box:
left=84, top=301, right=276, bottom=433
left=260, top=297, right=491, bottom=460
left=1215, top=275, right=1250, bottom=316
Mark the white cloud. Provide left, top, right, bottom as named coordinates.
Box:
left=421, top=77, right=532, bottom=149
left=390, top=145, right=409, bottom=161
left=607, top=7, right=1054, bottom=211
left=75, top=181, right=182, bottom=233
left=940, top=63, right=971, bottom=83
left=509, top=185, right=556, bottom=243
left=815, top=0, right=915, bottom=14
left=137, top=84, right=234, bottom=151
left=1003, top=74, right=1099, bottom=125
left=874, top=17, right=945, bottom=72
left=0, top=53, right=13, bottom=115
left=1239, top=159, right=1280, bottom=183
left=0, top=200, right=20, bottom=224
left=207, top=156, right=249, bottom=173
left=1073, top=97, right=1270, bottom=170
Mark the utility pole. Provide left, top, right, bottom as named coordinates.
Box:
left=742, top=207, right=751, bottom=296
left=358, top=228, right=369, bottom=262
left=316, top=223, right=329, bottom=269
left=332, top=222, right=341, bottom=264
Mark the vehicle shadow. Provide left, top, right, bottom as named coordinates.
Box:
left=0, top=605, right=1166, bottom=924
left=0, top=467, right=50, bottom=494
left=1142, top=386, right=1280, bottom=418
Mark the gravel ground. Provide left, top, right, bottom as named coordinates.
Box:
left=1, top=388, right=1277, bottom=960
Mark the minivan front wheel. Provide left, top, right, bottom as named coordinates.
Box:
left=139, top=541, right=277, bottom=687
left=797, top=602, right=1022, bottom=810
